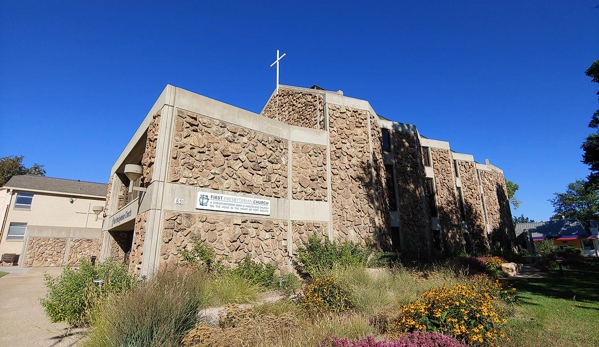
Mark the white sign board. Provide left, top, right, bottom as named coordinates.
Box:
left=196, top=192, right=270, bottom=215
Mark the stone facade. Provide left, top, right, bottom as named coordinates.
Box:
left=161, top=212, right=290, bottom=271
left=108, top=231, right=130, bottom=263
left=393, top=130, right=430, bottom=259
left=67, top=238, right=102, bottom=266
left=291, top=143, right=327, bottom=201
left=129, top=212, right=147, bottom=275
left=24, top=238, right=66, bottom=267
left=430, top=148, right=462, bottom=251
left=479, top=169, right=516, bottom=251
left=328, top=105, right=377, bottom=243
left=456, top=160, right=489, bottom=253
left=291, top=221, right=328, bottom=255
left=261, top=89, right=325, bottom=130
left=170, top=110, right=288, bottom=198
left=141, top=112, right=161, bottom=186
left=369, top=114, right=391, bottom=250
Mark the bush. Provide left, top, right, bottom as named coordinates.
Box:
left=318, top=332, right=469, bottom=347
left=301, top=276, right=354, bottom=312
left=179, top=236, right=224, bottom=272
left=232, top=257, right=277, bottom=289
left=84, top=266, right=206, bottom=347
left=296, top=234, right=383, bottom=277
left=41, top=259, right=135, bottom=327
left=393, top=275, right=515, bottom=346
left=535, top=240, right=556, bottom=256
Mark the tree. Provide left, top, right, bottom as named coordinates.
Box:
left=513, top=214, right=535, bottom=224
left=549, top=179, right=599, bottom=228
left=581, top=59, right=599, bottom=185
left=0, top=155, right=46, bottom=187
left=505, top=179, right=521, bottom=210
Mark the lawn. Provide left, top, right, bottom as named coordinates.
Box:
left=0, top=271, right=8, bottom=279
left=505, top=261, right=599, bottom=347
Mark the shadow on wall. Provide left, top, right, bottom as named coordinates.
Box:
left=490, top=182, right=517, bottom=252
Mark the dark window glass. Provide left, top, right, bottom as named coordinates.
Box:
left=14, top=192, right=33, bottom=209
left=425, top=178, right=438, bottom=217
left=382, top=129, right=391, bottom=152
left=7, top=222, right=26, bottom=240
left=423, top=147, right=431, bottom=167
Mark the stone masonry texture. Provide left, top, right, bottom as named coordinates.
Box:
left=456, top=161, right=489, bottom=253
left=24, top=238, right=66, bottom=267
left=369, top=114, right=392, bottom=251
left=479, top=169, right=516, bottom=251
left=66, top=238, right=102, bottom=266
left=393, top=130, right=430, bottom=259
left=261, top=89, right=325, bottom=130
left=141, top=112, right=160, bottom=186
left=161, top=212, right=290, bottom=271
left=430, top=148, right=462, bottom=252
left=291, top=221, right=328, bottom=256
left=291, top=143, right=327, bottom=201
left=170, top=110, right=288, bottom=198
left=129, top=212, right=147, bottom=275
left=329, top=104, right=377, bottom=244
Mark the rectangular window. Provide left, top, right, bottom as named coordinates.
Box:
left=457, top=187, right=466, bottom=221
left=422, top=147, right=431, bottom=167
left=453, top=160, right=460, bottom=177
left=14, top=192, right=34, bottom=209
left=6, top=222, right=26, bottom=240
left=382, top=129, right=391, bottom=152
left=582, top=239, right=595, bottom=250
left=425, top=178, right=438, bottom=217
left=385, top=164, right=397, bottom=210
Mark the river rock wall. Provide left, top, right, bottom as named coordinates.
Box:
left=456, top=161, right=489, bottom=253
left=430, top=148, right=462, bottom=251
left=291, top=143, right=327, bottom=201
left=261, top=88, right=325, bottom=130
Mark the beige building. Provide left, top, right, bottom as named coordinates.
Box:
left=0, top=175, right=107, bottom=267
left=100, top=84, right=515, bottom=277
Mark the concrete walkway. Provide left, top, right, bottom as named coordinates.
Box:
left=0, top=267, right=85, bottom=347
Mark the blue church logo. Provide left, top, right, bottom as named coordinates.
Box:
left=198, top=194, right=210, bottom=207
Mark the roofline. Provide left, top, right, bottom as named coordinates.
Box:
left=2, top=186, right=106, bottom=199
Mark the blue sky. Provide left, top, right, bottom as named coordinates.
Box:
left=1, top=1, right=597, bottom=222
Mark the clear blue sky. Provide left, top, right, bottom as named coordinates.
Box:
left=1, top=1, right=597, bottom=222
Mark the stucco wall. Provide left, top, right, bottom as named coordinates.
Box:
left=261, top=88, right=324, bottom=130
left=169, top=110, right=289, bottom=198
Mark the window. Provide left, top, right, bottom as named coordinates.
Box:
left=14, top=192, right=33, bottom=209
left=385, top=164, right=397, bottom=210
left=457, top=187, right=466, bottom=221
left=582, top=239, right=595, bottom=250
left=422, top=147, right=431, bottom=167
left=453, top=160, right=460, bottom=177
left=425, top=178, right=438, bottom=217
left=6, top=222, right=26, bottom=240
left=382, top=128, right=391, bottom=152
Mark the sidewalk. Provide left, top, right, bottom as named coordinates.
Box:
left=0, top=267, right=85, bottom=347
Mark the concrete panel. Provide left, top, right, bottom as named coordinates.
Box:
left=425, top=166, right=434, bottom=178
left=420, top=137, right=450, bottom=150
left=452, top=152, right=475, bottom=162
left=289, top=200, right=329, bottom=222
left=26, top=226, right=101, bottom=239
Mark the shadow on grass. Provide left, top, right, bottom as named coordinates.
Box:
left=510, top=261, right=599, bottom=304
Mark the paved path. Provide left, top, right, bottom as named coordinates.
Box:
left=507, top=263, right=546, bottom=279
left=0, top=267, right=85, bottom=347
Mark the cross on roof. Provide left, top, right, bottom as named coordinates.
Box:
left=270, top=49, right=286, bottom=92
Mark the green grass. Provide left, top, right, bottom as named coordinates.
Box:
left=0, top=271, right=8, bottom=279
left=505, top=261, right=599, bottom=347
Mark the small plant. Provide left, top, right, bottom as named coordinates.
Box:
left=318, top=331, right=469, bottom=347
left=232, top=257, right=277, bottom=289
left=301, top=276, right=354, bottom=312
left=393, top=275, right=515, bottom=346
left=41, top=259, right=135, bottom=327
left=535, top=239, right=556, bottom=256
left=85, top=266, right=207, bottom=347
left=295, top=234, right=377, bottom=277
left=179, top=236, right=224, bottom=272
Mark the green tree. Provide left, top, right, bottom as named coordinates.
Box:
left=505, top=179, right=521, bottom=210
left=513, top=214, right=535, bottom=224
left=549, top=179, right=599, bottom=228
left=581, top=59, right=599, bottom=185
left=0, top=155, right=46, bottom=187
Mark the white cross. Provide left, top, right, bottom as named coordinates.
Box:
left=270, top=49, right=286, bottom=92
left=75, top=203, right=93, bottom=228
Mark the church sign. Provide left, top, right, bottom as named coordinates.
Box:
left=196, top=192, right=270, bottom=215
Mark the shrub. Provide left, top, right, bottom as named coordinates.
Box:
left=232, top=257, right=277, bottom=289
left=302, top=276, right=354, bottom=312
left=296, top=234, right=382, bottom=277
left=318, top=332, right=469, bottom=347
left=202, top=272, right=261, bottom=306
left=84, top=266, right=206, bottom=347
left=179, top=236, right=224, bottom=273
left=393, top=275, right=515, bottom=346
left=41, top=259, right=135, bottom=327
left=535, top=240, right=556, bottom=256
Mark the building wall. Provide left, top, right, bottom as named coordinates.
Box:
left=261, top=88, right=325, bottom=130
left=478, top=167, right=515, bottom=251
left=430, top=148, right=462, bottom=251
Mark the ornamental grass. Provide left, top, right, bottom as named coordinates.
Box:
left=393, top=275, right=516, bottom=346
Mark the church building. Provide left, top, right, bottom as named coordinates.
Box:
left=100, top=84, right=515, bottom=276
